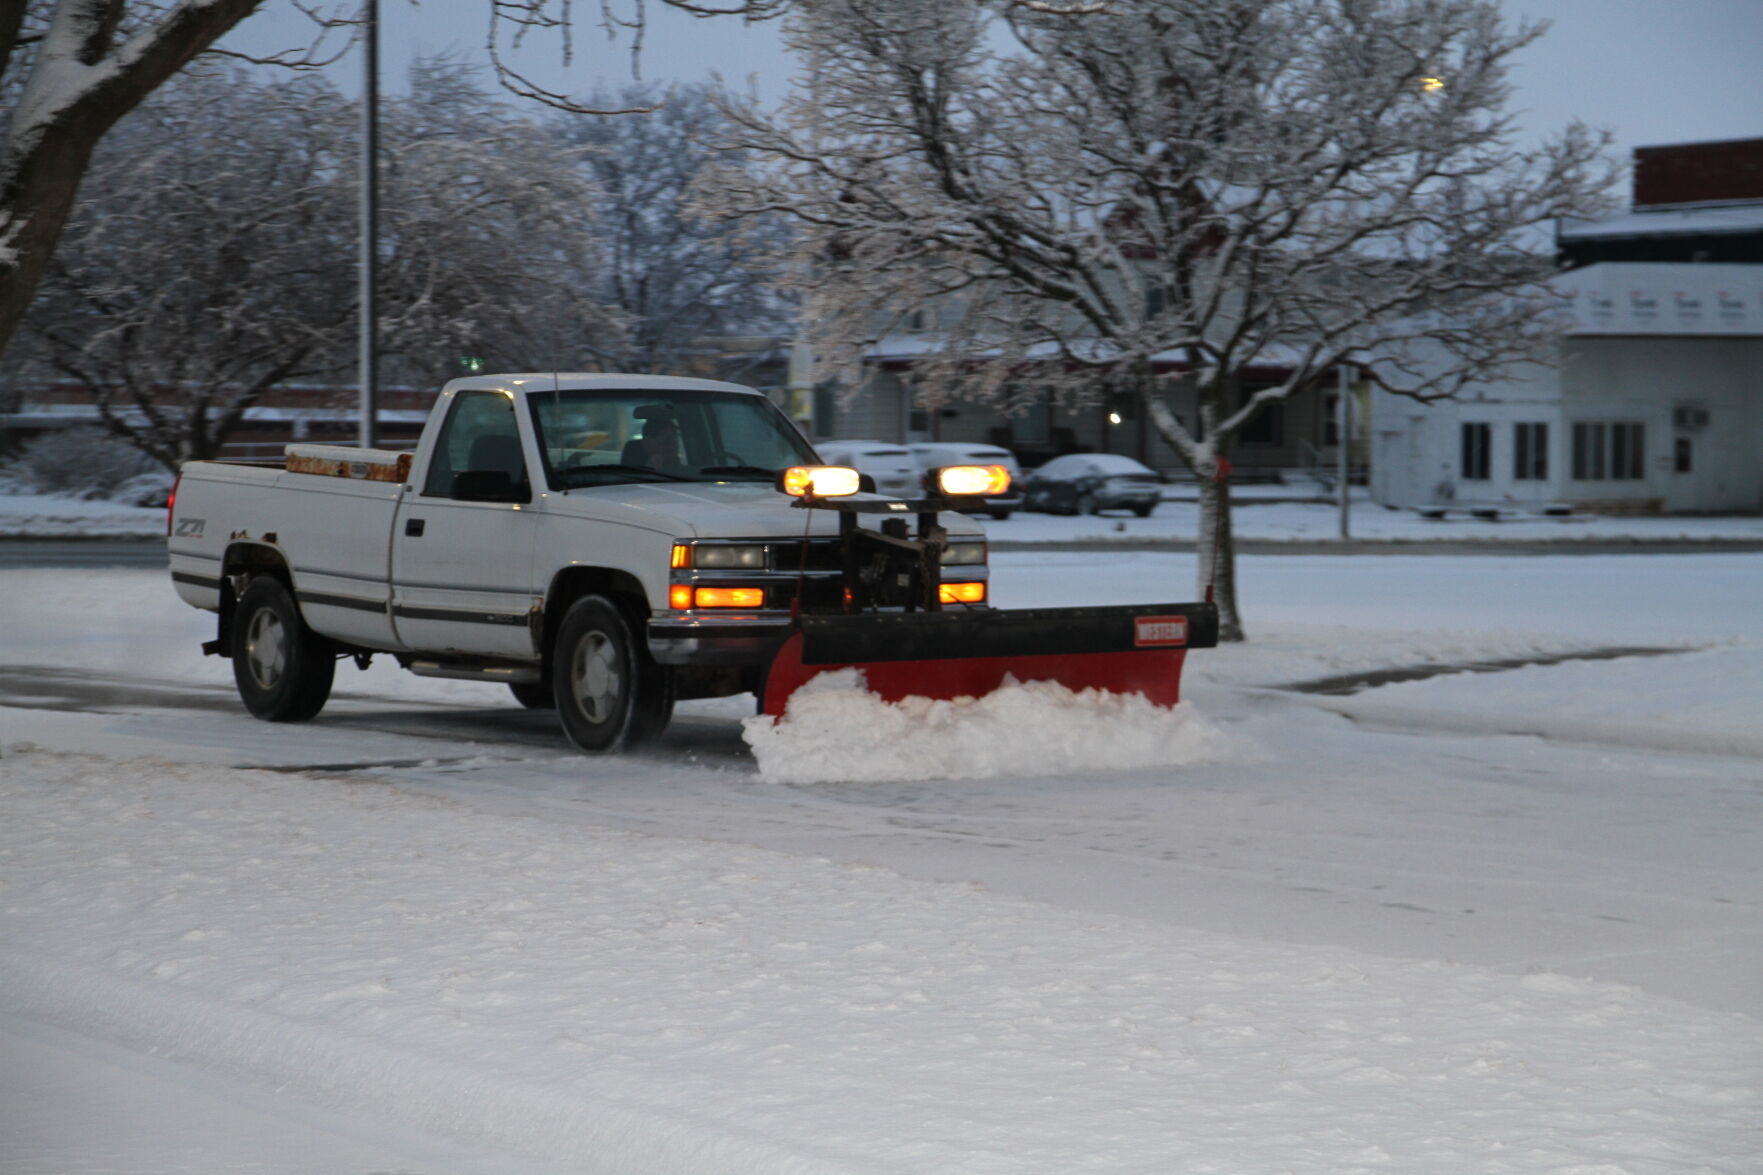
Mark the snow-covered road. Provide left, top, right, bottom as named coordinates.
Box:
left=2, top=551, right=1759, bottom=1173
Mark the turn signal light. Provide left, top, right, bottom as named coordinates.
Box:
left=692, top=587, right=765, bottom=609
left=936, top=464, right=1011, bottom=496
left=669, top=584, right=694, bottom=609
left=780, top=465, right=862, bottom=497
left=938, top=581, right=987, bottom=605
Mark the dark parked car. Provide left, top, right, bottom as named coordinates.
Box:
left=1023, top=453, right=1163, bottom=516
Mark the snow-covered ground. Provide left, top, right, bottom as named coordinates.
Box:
left=3, top=532, right=1759, bottom=1172
left=5, top=482, right=1763, bottom=542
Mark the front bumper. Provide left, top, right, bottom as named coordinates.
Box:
left=648, top=614, right=794, bottom=666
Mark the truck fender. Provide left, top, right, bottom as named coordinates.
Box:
left=205, top=542, right=294, bottom=658
left=539, top=566, right=652, bottom=661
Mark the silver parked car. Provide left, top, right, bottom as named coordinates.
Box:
left=814, top=439, right=921, bottom=497
left=1022, top=453, right=1163, bottom=516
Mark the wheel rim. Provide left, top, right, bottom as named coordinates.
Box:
left=570, top=630, right=622, bottom=723
left=245, top=607, right=287, bottom=690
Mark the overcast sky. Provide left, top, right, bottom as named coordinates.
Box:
left=226, top=0, right=1763, bottom=161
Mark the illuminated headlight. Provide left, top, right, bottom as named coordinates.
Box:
left=936, top=464, right=1011, bottom=496
left=690, top=543, right=768, bottom=569
left=780, top=465, right=862, bottom=497
left=941, top=541, right=987, bottom=566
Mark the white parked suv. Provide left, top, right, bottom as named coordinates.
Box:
left=906, top=442, right=1025, bottom=519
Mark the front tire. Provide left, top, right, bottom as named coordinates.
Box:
left=552, top=595, right=673, bottom=752
left=232, top=576, right=334, bottom=722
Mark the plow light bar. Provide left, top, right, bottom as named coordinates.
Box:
left=935, top=464, right=1011, bottom=497
left=780, top=465, right=862, bottom=498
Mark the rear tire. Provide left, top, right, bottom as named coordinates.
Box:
left=232, top=576, right=334, bottom=722
left=551, top=595, right=673, bottom=751
left=1133, top=503, right=1156, bottom=518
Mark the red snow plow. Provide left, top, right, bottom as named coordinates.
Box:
left=758, top=465, right=1218, bottom=716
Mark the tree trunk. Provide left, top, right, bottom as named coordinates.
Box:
left=1194, top=456, right=1244, bottom=642
left=0, top=120, right=105, bottom=350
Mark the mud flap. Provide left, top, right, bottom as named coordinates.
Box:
left=760, top=602, right=1219, bottom=716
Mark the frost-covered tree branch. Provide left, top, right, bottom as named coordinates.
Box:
left=15, top=64, right=626, bottom=466
left=705, top=0, right=1617, bottom=639
left=0, top=0, right=793, bottom=359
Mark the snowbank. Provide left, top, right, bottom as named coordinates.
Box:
left=743, top=669, right=1242, bottom=783
left=0, top=492, right=166, bottom=538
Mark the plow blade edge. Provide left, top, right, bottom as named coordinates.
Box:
left=760, top=602, right=1219, bottom=717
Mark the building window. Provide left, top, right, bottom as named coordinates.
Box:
left=1513, top=422, right=1548, bottom=481
left=1460, top=422, right=1491, bottom=481
left=1238, top=387, right=1283, bottom=446
left=1572, top=421, right=1645, bottom=480
left=1675, top=436, right=1693, bottom=473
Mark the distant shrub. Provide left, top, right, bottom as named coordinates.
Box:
left=2, top=427, right=165, bottom=498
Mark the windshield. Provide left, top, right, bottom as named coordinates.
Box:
left=529, top=387, right=817, bottom=490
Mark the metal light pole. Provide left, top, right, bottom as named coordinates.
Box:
left=358, top=0, right=380, bottom=448
left=1336, top=362, right=1352, bottom=539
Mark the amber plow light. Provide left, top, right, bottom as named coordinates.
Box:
left=937, top=581, right=987, bottom=605
left=780, top=465, right=862, bottom=497
left=935, top=464, right=1011, bottom=497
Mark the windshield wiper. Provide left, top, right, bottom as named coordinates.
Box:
left=559, top=463, right=698, bottom=486
left=698, top=465, right=779, bottom=480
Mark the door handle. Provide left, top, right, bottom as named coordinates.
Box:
left=405, top=518, right=425, bottom=537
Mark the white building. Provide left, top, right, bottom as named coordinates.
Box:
left=1371, top=138, right=1763, bottom=516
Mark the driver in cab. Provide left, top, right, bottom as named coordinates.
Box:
left=622, top=407, right=690, bottom=475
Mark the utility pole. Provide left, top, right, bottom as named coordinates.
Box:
left=358, top=0, right=380, bottom=448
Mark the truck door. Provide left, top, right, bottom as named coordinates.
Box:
left=391, top=389, right=539, bottom=658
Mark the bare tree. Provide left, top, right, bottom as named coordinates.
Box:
left=375, top=62, right=623, bottom=386
left=0, top=0, right=353, bottom=355
left=0, top=0, right=809, bottom=362
left=21, top=68, right=357, bottom=469
left=20, top=62, right=624, bottom=467
left=709, top=0, right=1617, bottom=639
left=543, top=82, right=793, bottom=374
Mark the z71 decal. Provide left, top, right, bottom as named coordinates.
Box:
left=174, top=517, right=206, bottom=538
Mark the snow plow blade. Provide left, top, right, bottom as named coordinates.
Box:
left=761, top=601, right=1219, bottom=716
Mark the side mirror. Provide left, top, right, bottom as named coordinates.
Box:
left=452, top=469, right=530, bottom=503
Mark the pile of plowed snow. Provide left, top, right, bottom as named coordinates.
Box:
left=743, top=669, right=1242, bottom=783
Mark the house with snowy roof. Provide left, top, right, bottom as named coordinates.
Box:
left=1369, top=137, right=1763, bottom=516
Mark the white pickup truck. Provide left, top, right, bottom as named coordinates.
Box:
left=169, top=372, right=1215, bottom=752
left=168, top=373, right=1000, bottom=750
